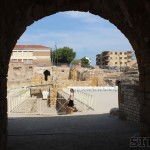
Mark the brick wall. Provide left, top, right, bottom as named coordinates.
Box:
left=118, top=84, right=140, bottom=125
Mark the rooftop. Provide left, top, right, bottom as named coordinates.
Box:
left=14, top=45, right=50, bottom=50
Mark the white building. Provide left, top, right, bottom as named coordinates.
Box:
left=10, top=45, right=51, bottom=66
left=84, top=56, right=92, bottom=65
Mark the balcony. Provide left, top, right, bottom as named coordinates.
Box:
left=102, top=51, right=110, bottom=56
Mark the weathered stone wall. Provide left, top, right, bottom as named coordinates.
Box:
left=118, top=84, right=140, bottom=125
left=8, top=81, right=31, bottom=89
left=69, top=67, right=120, bottom=86
left=50, top=89, right=57, bottom=109
left=8, top=63, right=33, bottom=81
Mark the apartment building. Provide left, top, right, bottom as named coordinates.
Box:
left=10, top=45, right=51, bottom=66
left=96, top=51, right=133, bottom=69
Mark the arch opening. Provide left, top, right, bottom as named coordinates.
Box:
left=7, top=10, right=139, bottom=150
left=44, top=70, right=51, bottom=81
left=7, top=12, right=136, bottom=115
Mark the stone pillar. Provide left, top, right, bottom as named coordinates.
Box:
left=0, top=75, right=7, bottom=150
left=118, top=83, right=140, bottom=124
left=50, top=89, right=57, bottom=110
left=140, top=64, right=150, bottom=136
left=0, top=43, right=10, bottom=150
left=117, top=82, right=126, bottom=120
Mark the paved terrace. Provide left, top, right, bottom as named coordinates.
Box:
left=7, top=91, right=138, bottom=150
left=8, top=114, right=138, bottom=150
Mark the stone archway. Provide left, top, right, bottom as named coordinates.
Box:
left=43, top=70, right=51, bottom=81
left=1, top=0, right=150, bottom=149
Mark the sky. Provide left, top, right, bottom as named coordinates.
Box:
left=17, top=11, right=133, bottom=65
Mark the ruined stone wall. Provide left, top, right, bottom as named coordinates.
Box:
left=118, top=84, right=140, bottom=125
left=8, top=81, right=31, bottom=89
left=50, top=89, right=57, bottom=109
left=8, top=64, right=123, bottom=89
left=8, top=63, right=33, bottom=81
left=7, top=63, right=33, bottom=88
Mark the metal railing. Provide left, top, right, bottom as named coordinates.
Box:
left=67, top=86, right=118, bottom=92
left=7, top=86, right=118, bottom=115
left=7, top=88, right=30, bottom=113
left=61, top=88, right=96, bottom=112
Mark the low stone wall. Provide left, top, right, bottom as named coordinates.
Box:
left=118, top=84, right=140, bottom=125
left=7, top=80, right=32, bottom=89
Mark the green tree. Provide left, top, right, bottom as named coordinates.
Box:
left=81, top=57, right=90, bottom=68
left=70, top=59, right=81, bottom=66
left=51, top=46, right=76, bottom=65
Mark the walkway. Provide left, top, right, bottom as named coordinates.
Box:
left=9, top=91, right=118, bottom=115
left=8, top=114, right=138, bottom=150
left=84, top=91, right=118, bottom=113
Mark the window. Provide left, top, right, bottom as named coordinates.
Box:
left=115, top=62, right=117, bottom=64
left=13, top=67, right=21, bottom=70
left=115, top=52, right=117, bottom=55
left=120, top=52, right=122, bottom=55
left=23, top=51, right=32, bottom=56
left=124, top=57, right=127, bottom=59
left=120, top=57, right=122, bottom=59
left=11, top=59, right=18, bottom=62
left=17, top=51, right=22, bottom=56
left=120, top=62, right=122, bottom=64
left=24, top=59, right=33, bottom=64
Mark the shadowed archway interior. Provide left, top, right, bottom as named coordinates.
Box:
left=1, top=0, right=150, bottom=149
left=44, top=70, right=51, bottom=81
